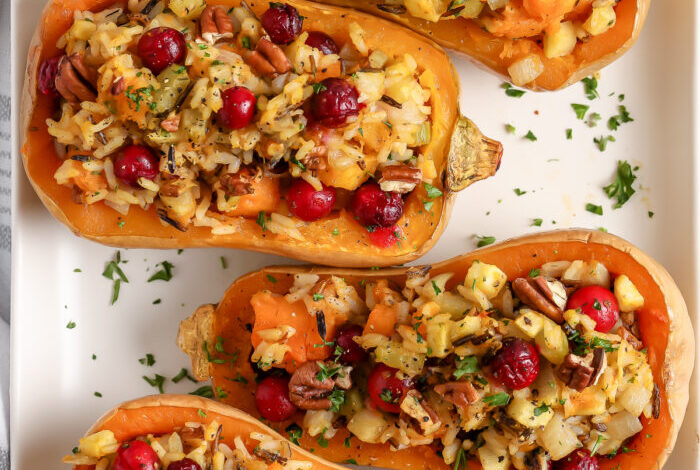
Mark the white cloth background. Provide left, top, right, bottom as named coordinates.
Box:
left=0, top=0, right=12, bottom=467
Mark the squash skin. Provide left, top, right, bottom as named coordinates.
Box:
left=19, top=0, right=502, bottom=267
left=71, top=394, right=351, bottom=470
left=178, top=229, right=693, bottom=470
left=314, top=0, right=650, bottom=90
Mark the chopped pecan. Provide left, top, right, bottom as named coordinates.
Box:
left=245, top=38, right=292, bottom=76
left=434, top=381, right=479, bottom=409
left=400, top=390, right=441, bottom=435
left=617, top=325, right=643, bottom=350
left=289, top=361, right=351, bottom=410
left=379, top=165, right=422, bottom=194
left=557, top=353, right=594, bottom=392
left=54, top=54, right=97, bottom=107
left=589, top=347, right=606, bottom=386
left=652, top=383, right=660, bottom=419
left=621, top=311, right=641, bottom=338
left=219, top=167, right=255, bottom=196
left=110, top=77, right=125, bottom=95
left=160, top=113, right=181, bottom=132
left=159, top=177, right=187, bottom=197
left=200, top=5, right=234, bottom=45
left=512, top=276, right=565, bottom=323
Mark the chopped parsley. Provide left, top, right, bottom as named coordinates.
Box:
left=608, top=105, right=634, bottom=130
left=533, top=403, right=550, bottom=416
left=424, top=183, right=443, bottom=199
left=528, top=268, right=540, bottom=278
left=501, top=82, right=526, bottom=98
left=172, top=368, right=197, bottom=384
left=603, top=160, right=637, bottom=208
left=590, top=434, right=607, bottom=456
left=220, top=256, right=227, bottom=269
left=102, top=251, right=128, bottom=305
left=524, top=130, right=537, bottom=141
left=328, top=389, right=345, bottom=412
left=594, top=135, right=616, bottom=151
left=586, top=203, right=603, bottom=215
left=312, top=83, right=327, bottom=94
left=571, top=103, right=590, bottom=120
left=316, top=362, right=342, bottom=381
left=266, top=274, right=277, bottom=283
left=532, top=218, right=543, bottom=227
left=143, top=374, right=166, bottom=393
left=513, top=188, right=527, bottom=196
left=66, top=321, right=76, bottom=329
left=189, top=385, right=214, bottom=398
left=312, top=293, right=325, bottom=301
left=505, top=123, right=516, bottom=133
left=256, top=211, right=267, bottom=231
left=453, top=355, right=479, bottom=379
left=197, top=409, right=206, bottom=418
left=316, top=432, right=329, bottom=448
left=94, top=391, right=102, bottom=397
left=148, top=261, right=174, bottom=282
left=582, top=76, right=599, bottom=100
left=380, top=388, right=399, bottom=404
left=431, top=280, right=442, bottom=295
left=587, top=112, right=601, bottom=127
left=139, top=353, right=155, bottom=366
left=566, top=128, right=573, bottom=140
left=124, top=85, right=154, bottom=112
left=476, top=235, right=496, bottom=247
left=483, top=393, right=510, bottom=406
left=286, top=424, right=303, bottom=445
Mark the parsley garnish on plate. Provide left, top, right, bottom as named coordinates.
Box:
left=505, top=123, right=516, bottom=133
left=501, top=82, right=526, bottom=98
left=476, top=235, right=496, bottom=247
left=594, top=135, right=616, bottom=151
left=189, top=385, right=214, bottom=398
left=586, top=203, right=604, bottom=215
left=532, top=218, right=543, bottom=227
left=424, top=182, right=443, bottom=199
left=604, top=160, right=637, bottom=208
left=286, top=424, right=303, bottom=445
left=148, top=261, right=174, bottom=282
left=582, top=76, right=599, bottom=100
left=571, top=103, right=590, bottom=120
left=172, top=368, right=197, bottom=383
left=139, top=354, right=155, bottom=366
left=102, top=251, right=128, bottom=305
left=66, top=321, right=76, bottom=329
left=608, top=105, right=634, bottom=131
left=524, top=130, right=537, bottom=141
left=143, top=374, right=166, bottom=393
left=566, top=128, right=573, bottom=139
left=513, top=188, right=527, bottom=196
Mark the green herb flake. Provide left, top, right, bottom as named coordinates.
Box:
left=533, top=403, right=550, bottom=416
left=532, top=218, right=543, bottom=227
left=256, top=211, right=267, bottom=231
left=148, top=261, right=174, bottom=282
left=316, top=432, right=329, bottom=448
left=648, top=211, right=654, bottom=218
left=587, top=112, right=601, bottom=128
left=143, top=374, right=166, bottom=393
left=594, top=135, right=616, bottom=151
left=524, top=130, right=537, bottom=141
left=483, top=393, right=510, bottom=406
left=476, top=235, right=496, bottom=247
left=453, top=355, right=479, bottom=379
left=328, top=389, right=345, bottom=412
left=172, top=368, right=197, bottom=384
left=424, top=183, right=443, bottom=199
left=66, top=321, right=76, bottom=329
left=73, top=268, right=82, bottom=272
left=220, top=256, right=228, bottom=269
left=528, top=268, right=540, bottom=278
left=566, top=128, right=573, bottom=140
left=312, top=83, right=327, bottom=94
left=286, top=424, right=303, bottom=445
left=266, top=274, right=277, bottom=283
left=603, top=160, right=637, bottom=209
left=94, top=391, right=102, bottom=397
left=197, top=409, right=206, bottom=418
left=571, top=103, right=590, bottom=120
left=153, top=298, right=161, bottom=304
left=591, top=434, right=607, bottom=456
left=586, top=203, right=604, bottom=215
left=513, top=188, right=527, bottom=196
left=582, top=77, right=599, bottom=100
left=139, top=353, right=155, bottom=366
left=189, top=385, right=214, bottom=398
left=501, top=82, right=526, bottom=98
left=505, top=123, right=516, bottom=134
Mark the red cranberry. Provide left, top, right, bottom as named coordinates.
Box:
left=566, top=286, right=620, bottom=333
left=168, top=459, right=201, bottom=470
left=351, top=182, right=403, bottom=228
left=305, top=31, right=339, bottom=55
left=335, top=324, right=367, bottom=363
left=367, top=364, right=414, bottom=413
left=310, top=78, right=361, bottom=128
left=113, top=440, right=159, bottom=470
left=368, top=225, right=401, bottom=248
left=217, top=87, right=257, bottom=130
left=554, top=449, right=600, bottom=470
left=287, top=179, right=336, bottom=221
left=255, top=376, right=297, bottom=421
left=114, top=145, right=160, bottom=186
left=490, top=337, right=540, bottom=390
left=137, top=27, right=186, bottom=74
left=38, top=55, right=63, bottom=97
left=261, top=3, right=303, bottom=44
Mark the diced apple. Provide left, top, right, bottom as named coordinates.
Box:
left=614, top=275, right=644, bottom=312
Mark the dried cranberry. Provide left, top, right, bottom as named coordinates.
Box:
left=490, top=337, right=540, bottom=390
left=367, top=363, right=414, bottom=413
left=553, top=450, right=600, bottom=470
left=287, top=179, right=336, bottom=221
left=217, top=87, right=257, bottom=130
left=38, top=55, right=63, bottom=97
left=114, top=145, right=160, bottom=186
left=566, top=286, right=619, bottom=333
left=305, top=31, right=339, bottom=55
left=335, top=324, right=367, bottom=363
left=255, top=376, right=297, bottom=421
left=261, top=3, right=303, bottom=44
left=368, top=225, right=401, bottom=248
left=350, top=182, right=403, bottom=228
left=113, top=440, right=159, bottom=470
left=310, top=78, right=361, bottom=128
left=137, top=27, right=186, bottom=74
left=168, top=459, right=201, bottom=470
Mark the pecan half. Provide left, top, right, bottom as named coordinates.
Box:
left=557, top=353, right=594, bottom=392
left=55, top=54, right=97, bottom=107
left=379, top=165, right=422, bottom=194
left=200, top=5, right=234, bottom=45
left=160, top=113, right=181, bottom=132
left=434, top=381, right=479, bottom=409
left=245, top=38, right=292, bottom=76
left=512, top=276, right=565, bottom=323
left=289, top=361, right=351, bottom=410
left=219, top=167, right=255, bottom=196
left=617, top=325, right=644, bottom=350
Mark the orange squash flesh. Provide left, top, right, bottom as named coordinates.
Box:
left=20, top=0, right=501, bottom=267
left=71, top=395, right=351, bottom=470
left=178, top=230, right=693, bottom=470
left=315, top=0, right=649, bottom=90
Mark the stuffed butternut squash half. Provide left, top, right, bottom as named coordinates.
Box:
left=20, top=0, right=502, bottom=267
left=314, top=0, right=649, bottom=90
left=62, top=394, right=351, bottom=470
left=178, top=229, right=693, bottom=470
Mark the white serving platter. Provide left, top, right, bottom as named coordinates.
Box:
left=10, top=0, right=699, bottom=467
